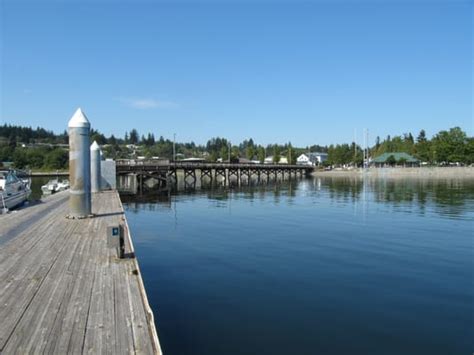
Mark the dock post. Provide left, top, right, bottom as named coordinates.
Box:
left=68, top=108, right=92, bottom=218
left=90, top=141, right=101, bottom=193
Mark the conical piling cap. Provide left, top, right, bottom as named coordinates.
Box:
left=68, top=108, right=90, bottom=128
left=90, top=141, right=100, bottom=151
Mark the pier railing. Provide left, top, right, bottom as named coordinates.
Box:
left=116, top=160, right=314, bottom=171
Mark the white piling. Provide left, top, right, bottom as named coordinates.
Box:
left=90, top=141, right=101, bottom=193
left=68, top=108, right=92, bottom=218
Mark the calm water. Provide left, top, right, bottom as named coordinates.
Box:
left=123, top=177, right=473, bottom=355
left=30, top=177, right=51, bottom=200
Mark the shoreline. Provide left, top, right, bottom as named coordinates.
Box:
left=312, top=167, right=474, bottom=179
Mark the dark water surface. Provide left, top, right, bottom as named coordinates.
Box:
left=123, top=177, right=473, bottom=355
left=30, top=176, right=51, bottom=200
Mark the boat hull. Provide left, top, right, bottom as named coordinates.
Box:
left=1, top=190, right=30, bottom=210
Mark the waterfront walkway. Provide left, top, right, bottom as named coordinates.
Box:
left=0, top=191, right=161, bottom=354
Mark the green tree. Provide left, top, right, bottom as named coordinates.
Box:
left=0, top=145, right=14, bottom=162
left=90, top=129, right=107, bottom=145
left=417, top=129, right=427, bottom=143
left=415, top=129, right=431, bottom=163
left=231, top=146, right=240, bottom=163
left=44, top=149, right=68, bottom=170
left=431, top=127, right=467, bottom=163
left=246, top=145, right=255, bottom=160
left=273, top=146, right=281, bottom=163
left=220, top=145, right=229, bottom=162
left=109, top=135, right=117, bottom=146
left=12, top=149, right=28, bottom=169
left=257, top=147, right=265, bottom=163
left=129, top=129, right=139, bottom=144
left=465, top=138, right=474, bottom=164
left=26, top=148, right=46, bottom=168
left=287, top=145, right=297, bottom=164
left=209, top=151, right=219, bottom=162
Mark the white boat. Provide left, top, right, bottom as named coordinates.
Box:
left=0, top=170, right=31, bottom=213
left=41, top=179, right=69, bottom=194
left=56, top=180, right=70, bottom=191
left=41, top=180, right=58, bottom=195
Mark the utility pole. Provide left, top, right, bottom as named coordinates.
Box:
left=354, top=128, right=357, bottom=166
left=366, top=129, right=369, bottom=168
left=173, top=133, right=176, bottom=163
left=362, top=128, right=370, bottom=168
left=363, top=128, right=366, bottom=168
left=228, top=141, right=231, bottom=162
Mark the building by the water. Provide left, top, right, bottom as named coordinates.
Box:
left=371, top=152, right=420, bottom=167
left=297, top=152, right=328, bottom=166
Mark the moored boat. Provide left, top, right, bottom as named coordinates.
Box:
left=0, top=170, right=31, bottom=213
left=41, top=180, right=58, bottom=195
left=41, top=179, right=69, bottom=194
left=56, top=179, right=70, bottom=191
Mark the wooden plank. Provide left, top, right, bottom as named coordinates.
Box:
left=0, top=191, right=160, bottom=354
left=119, top=195, right=162, bottom=354
left=0, top=192, right=68, bottom=242
left=41, top=226, right=96, bottom=354
left=127, top=264, right=154, bottom=354
left=0, top=211, right=71, bottom=294
left=1, top=226, right=83, bottom=353
left=0, top=215, right=77, bottom=349
left=113, top=261, right=135, bottom=354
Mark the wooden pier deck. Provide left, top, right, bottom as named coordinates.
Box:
left=0, top=191, right=161, bottom=354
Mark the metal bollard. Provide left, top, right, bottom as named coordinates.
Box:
left=68, top=108, right=92, bottom=218
left=90, top=141, right=101, bottom=193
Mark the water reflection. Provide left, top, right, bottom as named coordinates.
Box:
left=30, top=177, right=52, bottom=200
left=323, top=176, right=363, bottom=203
left=123, top=175, right=473, bottom=355
left=122, top=176, right=474, bottom=221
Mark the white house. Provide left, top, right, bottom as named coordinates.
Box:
left=297, top=152, right=328, bottom=166
left=264, top=156, right=274, bottom=164
left=264, top=156, right=288, bottom=164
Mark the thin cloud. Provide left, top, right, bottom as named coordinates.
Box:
left=115, top=97, right=178, bottom=110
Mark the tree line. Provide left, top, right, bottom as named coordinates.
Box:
left=0, top=124, right=312, bottom=169
left=0, top=123, right=472, bottom=170
left=326, top=127, right=473, bottom=166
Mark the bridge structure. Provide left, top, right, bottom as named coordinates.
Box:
left=116, top=161, right=314, bottom=192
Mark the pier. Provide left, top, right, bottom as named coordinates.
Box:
left=29, top=171, right=69, bottom=177
left=117, top=161, right=314, bottom=192
left=0, top=191, right=161, bottom=354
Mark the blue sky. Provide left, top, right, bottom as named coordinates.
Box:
left=1, top=0, right=472, bottom=146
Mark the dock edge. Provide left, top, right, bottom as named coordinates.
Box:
left=117, top=192, right=163, bottom=355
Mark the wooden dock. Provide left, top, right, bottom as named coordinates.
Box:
left=29, top=171, right=69, bottom=177
left=0, top=191, right=161, bottom=354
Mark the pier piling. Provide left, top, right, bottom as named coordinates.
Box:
left=68, top=108, right=92, bottom=218
left=90, top=140, right=101, bottom=193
